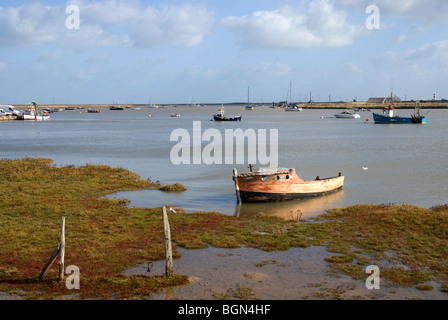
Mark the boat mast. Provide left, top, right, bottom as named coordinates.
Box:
left=285, top=80, right=292, bottom=105
left=289, top=80, right=292, bottom=104
left=32, top=102, right=38, bottom=119
left=387, top=91, right=395, bottom=117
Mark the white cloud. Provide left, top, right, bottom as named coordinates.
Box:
left=374, top=40, right=448, bottom=74
left=222, top=0, right=358, bottom=49
left=128, top=3, right=215, bottom=48
left=406, top=40, right=448, bottom=67
left=348, top=62, right=362, bottom=73
left=0, top=3, right=61, bottom=46
left=0, top=1, right=215, bottom=49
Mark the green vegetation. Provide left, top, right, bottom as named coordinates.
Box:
left=159, top=183, right=187, bottom=192
left=0, top=158, right=447, bottom=299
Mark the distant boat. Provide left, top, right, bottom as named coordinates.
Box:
left=189, top=94, right=200, bottom=107
left=87, top=109, right=101, bottom=113
left=285, top=105, right=302, bottom=112
left=246, top=86, right=254, bottom=110
left=283, top=80, right=302, bottom=111
left=334, top=110, right=361, bottom=119
left=213, top=108, right=242, bottom=122
left=110, top=106, right=124, bottom=110
left=232, top=167, right=344, bottom=203
left=147, top=97, right=158, bottom=108
left=170, top=113, right=180, bottom=117
left=22, top=102, right=50, bottom=121
left=373, top=94, right=427, bottom=124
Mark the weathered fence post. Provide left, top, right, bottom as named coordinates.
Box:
left=58, top=216, right=65, bottom=281
left=233, top=169, right=242, bottom=205
left=162, top=206, right=173, bottom=277
left=39, top=243, right=60, bottom=281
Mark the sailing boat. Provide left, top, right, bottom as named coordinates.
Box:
left=22, top=102, right=50, bottom=121
left=284, top=80, right=302, bottom=111
left=372, top=92, right=428, bottom=124
left=189, top=93, right=200, bottom=107
left=245, top=86, right=254, bottom=110
left=147, top=96, right=158, bottom=108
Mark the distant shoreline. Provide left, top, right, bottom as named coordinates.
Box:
left=10, top=101, right=448, bottom=110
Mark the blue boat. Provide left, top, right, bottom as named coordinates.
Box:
left=372, top=94, right=427, bottom=124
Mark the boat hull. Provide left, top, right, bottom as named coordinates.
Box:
left=238, top=187, right=343, bottom=203
left=214, top=115, right=242, bottom=121
left=335, top=112, right=360, bottom=119
left=233, top=168, right=344, bottom=203
left=373, top=113, right=427, bottom=124
left=22, top=115, right=50, bottom=121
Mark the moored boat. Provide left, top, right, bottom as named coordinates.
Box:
left=372, top=94, right=427, bottom=124
left=21, top=102, right=50, bottom=121
left=213, top=108, right=242, bottom=122
left=334, top=110, right=360, bottom=119
left=284, top=105, right=302, bottom=112
left=232, top=167, right=344, bottom=203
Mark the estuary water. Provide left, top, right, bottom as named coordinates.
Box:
left=1, top=105, right=447, bottom=218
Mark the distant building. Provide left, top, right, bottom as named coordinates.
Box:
left=367, top=96, right=402, bottom=104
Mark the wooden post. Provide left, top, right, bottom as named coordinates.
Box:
left=58, top=216, right=65, bottom=281
left=39, top=243, right=60, bottom=281
left=233, top=169, right=242, bottom=205
left=162, top=206, right=173, bottom=277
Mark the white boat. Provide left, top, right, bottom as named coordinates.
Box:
left=22, top=102, right=50, bottom=121
left=283, top=81, right=302, bottom=111
left=285, top=105, right=302, bottom=112
left=170, top=113, right=180, bottom=117
left=23, top=113, right=50, bottom=121
left=334, top=110, right=361, bottom=119
left=147, top=96, right=158, bottom=108
left=246, top=86, right=254, bottom=110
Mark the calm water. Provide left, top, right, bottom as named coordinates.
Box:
left=1, top=105, right=447, bottom=218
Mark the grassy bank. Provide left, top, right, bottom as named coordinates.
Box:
left=0, top=158, right=447, bottom=299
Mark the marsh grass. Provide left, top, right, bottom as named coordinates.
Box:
left=309, top=205, right=448, bottom=288
left=159, top=183, right=187, bottom=192
left=1, top=158, right=447, bottom=299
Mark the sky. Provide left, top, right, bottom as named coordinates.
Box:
left=0, top=0, right=447, bottom=105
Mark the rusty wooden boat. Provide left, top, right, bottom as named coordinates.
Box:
left=232, top=167, right=344, bottom=203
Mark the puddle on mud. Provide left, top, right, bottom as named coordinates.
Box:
left=123, top=245, right=447, bottom=300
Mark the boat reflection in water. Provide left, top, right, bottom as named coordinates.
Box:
left=234, top=190, right=344, bottom=221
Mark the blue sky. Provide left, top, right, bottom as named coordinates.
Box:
left=0, top=0, right=447, bottom=105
